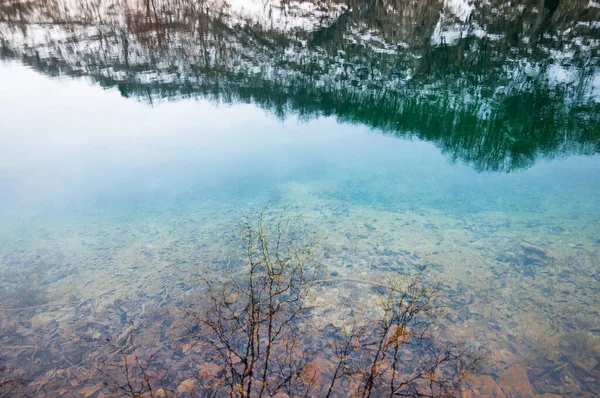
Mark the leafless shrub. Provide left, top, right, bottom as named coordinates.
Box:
left=95, top=326, right=174, bottom=398
left=176, top=211, right=483, bottom=397
left=323, top=272, right=483, bottom=397
left=90, top=211, right=482, bottom=397
left=182, top=211, right=321, bottom=397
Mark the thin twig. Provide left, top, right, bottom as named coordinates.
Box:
left=314, top=278, right=388, bottom=289
left=0, top=301, right=80, bottom=312
left=31, top=343, right=38, bottom=361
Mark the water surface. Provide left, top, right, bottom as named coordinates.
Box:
left=0, top=0, right=599, bottom=396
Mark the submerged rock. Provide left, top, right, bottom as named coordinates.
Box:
left=520, top=242, right=548, bottom=265
left=198, top=363, right=221, bottom=378
left=499, top=363, right=535, bottom=398
left=176, top=379, right=196, bottom=393
left=516, top=242, right=551, bottom=276
left=462, top=374, right=506, bottom=398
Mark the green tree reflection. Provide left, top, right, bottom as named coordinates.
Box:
left=1, top=0, right=598, bottom=171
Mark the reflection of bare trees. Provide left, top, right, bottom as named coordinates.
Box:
left=123, top=0, right=222, bottom=49
left=96, top=328, right=176, bottom=398
left=185, top=212, right=322, bottom=397
left=0, top=0, right=598, bottom=171
left=89, top=212, right=481, bottom=397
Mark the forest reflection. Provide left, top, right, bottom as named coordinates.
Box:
left=0, top=0, right=598, bottom=171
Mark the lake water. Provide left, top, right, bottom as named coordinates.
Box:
left=1, top=0, right=599, bottom=396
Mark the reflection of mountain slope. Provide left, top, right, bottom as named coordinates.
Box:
left=1, top=0, right=599, bottom=171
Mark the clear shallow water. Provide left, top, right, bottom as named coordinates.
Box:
left=2, top=63, right=598, bottom=223
left=1, top=0, right=600, bottom=396
left=1, top=59, right=599, bottom=396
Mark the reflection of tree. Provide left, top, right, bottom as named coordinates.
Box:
left=0, top=0, right=598, bottom=171
left=95, top=212, right=482, bottom=398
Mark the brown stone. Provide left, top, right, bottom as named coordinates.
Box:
left=462, top=374, right=506, bottom=398
left=499, top=363, right=535, bottom=398
left=300, top=363, right=320, bottom=384
left=570, top=360, right=592, bottom=376
left=534, top=394, right=562, bottom=398
left=198, top=362, right=221, bottom=378
left=176, top=378, right=196, bottom=393
left=299, top=357, right=333, bottom=386
left=79, top=383, right=103, bottom=397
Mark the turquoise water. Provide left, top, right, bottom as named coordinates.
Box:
left=1, top=60, right=599, bottom=395
left=1, top=0, right=600, bottom=396
left=2, top=63, right=598, bottom=225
